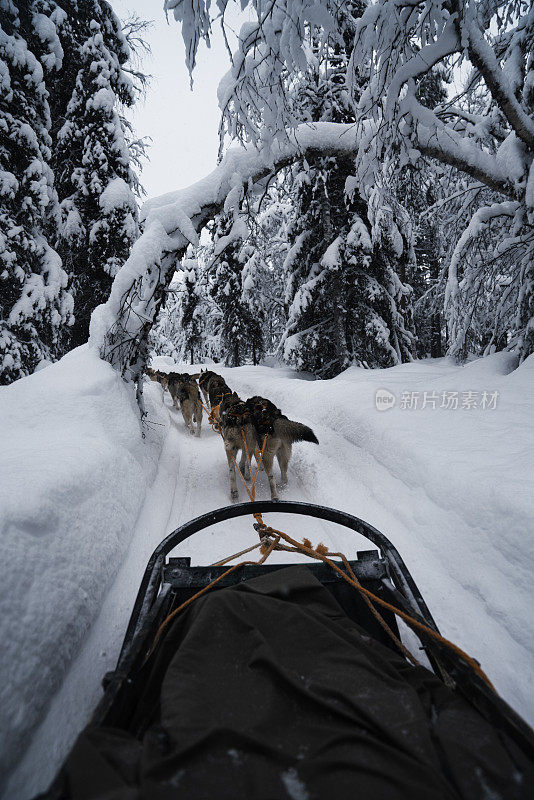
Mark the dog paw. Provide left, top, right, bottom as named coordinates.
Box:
left=231, top=490, right=239, bottom=501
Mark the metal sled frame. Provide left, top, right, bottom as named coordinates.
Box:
left=86, top=500, right=534, bottom=763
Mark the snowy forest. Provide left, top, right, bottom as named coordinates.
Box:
left=1, top=0, right=533, bottom=385
left=1, top=1, right=534, bottom=799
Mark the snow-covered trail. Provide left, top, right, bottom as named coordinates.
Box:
left=5, top=356, right=533, bottom=799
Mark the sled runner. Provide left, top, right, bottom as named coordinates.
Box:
left=38, top=501, right=534, bottom=799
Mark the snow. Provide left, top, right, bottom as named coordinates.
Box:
left=0, top=346, right=166, bottom=793
left=85, top=87, right=114, bottom=114
left=98, top=177, right=137, bottom=214
left=496, top=132, right=528, bottom=184
left=32, top=13, right=64, bottom=71
left=320, top=236, right=342, bottom=268
left=0, top=170, right=18, bottom=198
left=2, top=352, right=534, bottom=798
left=214, top=215, right=249, bottom=256
left=7, top=236, right=70, bottom=325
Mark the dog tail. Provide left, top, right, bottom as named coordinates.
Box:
left=283, top=419, right=319, bottom=444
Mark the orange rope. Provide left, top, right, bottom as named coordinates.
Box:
left=198, top=398, right=221, bottom=434
left=146, top=535, right=280, bottom=658
left=145, top=508, right=495, bottom=690
left=209, top=538, right=267, bottom=566
left=254, top=523, right=495, bottom=691
left=234, top=430, right=268, bottom=502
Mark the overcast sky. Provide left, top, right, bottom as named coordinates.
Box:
left=113, top=0, right=234, bottom=202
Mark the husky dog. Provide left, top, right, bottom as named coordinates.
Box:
left=168, top=373, right=203, bottom=437
left=196, top=369, right=220, bottom=406
left=146, top=368, right=168, bottom=391
left=219, top=393, right=258, bottom=499
left=208, top=376, right=233, bottom=409
left=245, top=395, right=319, bottom=500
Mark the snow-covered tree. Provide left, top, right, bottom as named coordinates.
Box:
left=281, top=181, right=415, bottom=376
left=52, top=2, right=140, bottom=349
left=92, top=0, right=534, bottom=386
left=240, top=186, right=289, bottom=353
left=0, top=0, right=72, bottom=383
left=150, top=252, right=220, bottom=365
left=170, top=0, right=533, bottom=361
left=390, top=70, right=449, bottom=358
left=174, top=258, right=205, bottom=364
left=270, top=8, right=415, bottom=376
left=0, top=0, right=146, bottom=383
left=207, top=212, right=263, bottom=366
left=351, top=0, right=534, bottom=360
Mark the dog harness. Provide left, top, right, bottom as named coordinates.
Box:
left=220, top=399, right=252, bottom=429
left=245, top=397, right=284, bottom=436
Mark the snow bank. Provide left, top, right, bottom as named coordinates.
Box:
left=0, top=346, right=165, bottom=787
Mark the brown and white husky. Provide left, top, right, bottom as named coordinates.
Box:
left=220, top=394, right=318, bottom=500
left=218, top=393, right=257, bottom=498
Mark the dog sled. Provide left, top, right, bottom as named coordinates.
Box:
left=39, top=501, right=534, bottom=799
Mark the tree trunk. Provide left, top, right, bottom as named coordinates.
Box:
left=431, top=312, right=442, bottom=358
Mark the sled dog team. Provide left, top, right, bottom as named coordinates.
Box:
left=145, top=367, right=318, bottom=500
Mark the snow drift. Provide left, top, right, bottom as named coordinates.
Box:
left=0, top=346, right=165, bottom=786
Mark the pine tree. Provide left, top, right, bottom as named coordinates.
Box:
left=279, top=12, right=415, bottom=377
left=52, top=1, right=139, bottom=349
left=178, top=258, right=204, bottom=364
left=0, top=0, right=145, bottom=383
left=0, top=0, right=72, bottom=383
left=394, top=68, right=448, bottom=358
left=208, top=213, right=263, bottom=367
left=240, top=189, right=289, bottom=356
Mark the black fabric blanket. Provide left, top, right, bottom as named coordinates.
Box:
left=57, top=566, right=532, bottom=799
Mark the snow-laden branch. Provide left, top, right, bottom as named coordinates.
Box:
left=445, top=200, right=522, bottom=354
left=406, top=97, right=515, bottom=197
left=350, top=0, right=534, bottom=359
left=89, top=122, right=360, bottom=380
left=385, top=19, right=459, bottom=120
left=460, top=8, right=534, bottom=151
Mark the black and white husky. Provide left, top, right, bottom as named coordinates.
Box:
left=219, top=393, right=318, bottom=500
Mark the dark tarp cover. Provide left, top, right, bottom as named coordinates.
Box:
left=55, top=566, right=533, bottom=799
